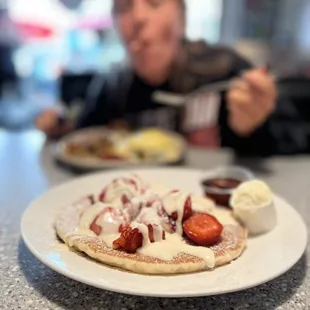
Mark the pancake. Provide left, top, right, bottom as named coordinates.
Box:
left=65, top=225, right=247, bottom=275
left=55, top=198, right=247, bottom=275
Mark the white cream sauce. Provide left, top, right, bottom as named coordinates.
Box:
left=78, top=202, right=112, bottom=230
left=100, top=234, right=120, bottom=248
left=135, top=207, right=162, bottom=226
left=162, top=191, right=188, bottom=235
left=191, top=195, right=215, bottom=213
left=104, top=176, right=144, bottom=203
left=137, top=233, right=215, bottom=268
left=78, top=202, right=129, bottom=235
left=131, top=222, right=150, bottom=246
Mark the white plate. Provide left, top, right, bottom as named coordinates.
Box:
left=21, top=168, right=308, bottom=297
left=55, top=127, right=186, bottom=170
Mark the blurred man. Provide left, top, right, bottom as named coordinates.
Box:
left=36, top=0, right=277, bottom=155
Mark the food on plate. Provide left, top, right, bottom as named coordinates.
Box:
left=65, top=130, right=128, bottom=160
left=123, top=128, right=182, bottom=161
left=230, top=180, right=277, bottom=235
left=63, top=128, right=184, bottom=163
left=55, top=174, right=249, bottom=274
left=201, top=166, right=254, bottom=206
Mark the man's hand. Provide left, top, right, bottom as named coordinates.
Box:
left=35, top=109, right=60, bottom=135
left=226, top=68, right=277, bottom=137
left=35, top=109, right=73, bottom=139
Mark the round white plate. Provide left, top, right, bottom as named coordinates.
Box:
left=55, top=127, right=186, bottom=170
left=21, top=168, right=308, bottom=297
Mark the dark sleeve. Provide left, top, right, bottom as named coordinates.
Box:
left=221, top=96, right=310, bottom=156
left=75, top=75, right=114, bottom=129
left=264, top=98, right=310, bottom=155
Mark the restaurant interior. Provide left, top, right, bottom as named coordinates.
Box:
left=0, top=0, right=310, bottom=132
left=1, top=0, right=310, bottom=309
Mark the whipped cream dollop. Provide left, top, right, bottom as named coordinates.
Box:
left=231, top=180, right=273, bottom=209
left=231, top=180, right=277, bottom=235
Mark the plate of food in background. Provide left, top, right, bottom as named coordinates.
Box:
left=55, top=127, right=186, bottom=170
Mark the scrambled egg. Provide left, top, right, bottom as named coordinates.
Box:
left=116, top=128, right=182, bottom=161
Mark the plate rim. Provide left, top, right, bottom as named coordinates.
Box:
left=21, top=168, right=308, bottom=297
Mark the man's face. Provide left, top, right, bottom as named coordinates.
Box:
left=113, top=0, right=184, bottom=84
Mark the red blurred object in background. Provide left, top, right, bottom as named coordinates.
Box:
left=14, top=21, right=55, bottom=40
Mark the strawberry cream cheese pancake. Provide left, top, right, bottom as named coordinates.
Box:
left=55, top=174, right=247, bottom=275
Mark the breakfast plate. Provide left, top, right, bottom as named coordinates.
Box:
left=55, top=127, right=186, bottom=170
left=21, top=168, right=307, bottom=297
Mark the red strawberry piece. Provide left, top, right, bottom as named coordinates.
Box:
left=90, top=214, right=102, bottom=236
left=147, top=224, right=155, bottom=243
left=183, top=196, right=193, bottom=221
left=183, top=213, right=223, bottom=246
left=99, top=187, right=107, bottom=202
left=162, top=230, right=166, bottom=240
left=113, top=227, right=143, bottom=253
left=121, top=194, right=130, bottom=205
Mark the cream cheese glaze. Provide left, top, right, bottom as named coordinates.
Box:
left=162, top=191, right=215, bottom=235
left=191, top=195, right=215, bottom=213
left=130, top=222, right=164, bottom=245
left=78, top=202, right=111, bottom=230
left=162, top=191, right=187, bottom=235
left=79, top=202, right=130, bottom=236
left=137, top=233, right=215, bottom=267
left=135, top=207, right=162, bottom=226
left=100, top=234, right=120, bottom=248
left=102, top=175, right=147, bottom=203
left=104, top=178, right=137, bottom=203
left=100, top=227, right=215, bottom=267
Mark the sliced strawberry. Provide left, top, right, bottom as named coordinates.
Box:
left=183, top=196, right=193, bottom=221
left=162, top=230, right=166, bottom=240
left=126, top=228, right=143, bottom=253
left=170, top=211, right=178, bottom=221
left=147, top=224, right=155, bottom=243
left=121, top=194, right=130, bottom=205
left=118, top=223, right=127, bottom=233
left=89, top=207, right=129, bottom=236
left=113, top=227, right=143, bottom=253
left=90, top=214, right=102, bottom=236
left=168, top=196, right=193, bottom=222
left=183, top=213, right=223, bottom=246
left=113, top=226, right=131, bottom=249
left=99, top=187, right=107, bottom=202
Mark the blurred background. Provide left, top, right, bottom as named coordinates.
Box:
left=0, top=0, right=309, bottom=130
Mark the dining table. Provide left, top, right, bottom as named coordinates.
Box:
left=0, top=129, right=309, bottom=310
